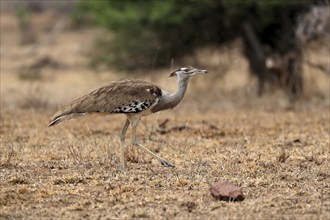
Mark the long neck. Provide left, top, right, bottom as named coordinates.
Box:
left=151, top=76, right=189, bottom=113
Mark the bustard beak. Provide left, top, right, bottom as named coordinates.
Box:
left=191, top=68, right=208, bottom=75
left=197, top=69, right=208, bottom=74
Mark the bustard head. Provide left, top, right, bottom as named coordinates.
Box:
left=170, top=66, right=207, bottom=79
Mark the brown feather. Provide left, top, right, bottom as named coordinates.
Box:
left=49, top=80, right=161, bottom=127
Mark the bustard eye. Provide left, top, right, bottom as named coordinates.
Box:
left=183, top=68, right=189, bottom=72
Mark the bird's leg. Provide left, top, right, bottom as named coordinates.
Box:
left=130, top=117, right=175, bottom=168
left=118, top=119, right=130, bottom=171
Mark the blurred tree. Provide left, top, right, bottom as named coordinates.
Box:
left=76, top=0, right=327, bottom=98
left=235, top=1, right=311, bottom=98
left=75, top=0, right=227, bottom=69
left=75, top=0, right=329, bottom=100
left=76, top=0, right=314, bottom=69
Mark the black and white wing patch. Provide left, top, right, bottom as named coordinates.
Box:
left=113, top=100, right=156, bottom=113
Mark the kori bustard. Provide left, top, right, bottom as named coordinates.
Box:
left=49, top=66, right=207, bottom=170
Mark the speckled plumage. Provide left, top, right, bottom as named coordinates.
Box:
left=49, top=79, right=161, bottom=126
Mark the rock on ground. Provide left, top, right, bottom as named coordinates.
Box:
left=210, top=180, right=245, bottom=202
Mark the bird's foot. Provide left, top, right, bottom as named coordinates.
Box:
left=159, top=159, right=175, bottom=168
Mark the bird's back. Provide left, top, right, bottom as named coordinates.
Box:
left=49, top=79, right=162, bottom=126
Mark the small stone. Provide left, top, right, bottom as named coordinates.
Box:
left=210, top=180, right=245, bottom=202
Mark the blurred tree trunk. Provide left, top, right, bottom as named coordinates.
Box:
left=241, top=4, right=329, bottom=99
left=242, top=23, right=268, bottom=96
left=242, top=19, right=304, bottom=99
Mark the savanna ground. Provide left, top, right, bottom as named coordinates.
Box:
left=1, top=10, right=330, bottom=220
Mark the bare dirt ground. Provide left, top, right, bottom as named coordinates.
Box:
left=1, top=11, right=330, bottom=219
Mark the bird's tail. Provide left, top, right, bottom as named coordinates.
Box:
left=48, top=113, right=82, bottom=127
left=48, top=98, right=87, bottom=127
left=48, top=85, right=108, bottom=127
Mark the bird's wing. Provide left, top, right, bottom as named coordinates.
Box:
left=49, top=80, right=162, bottom=126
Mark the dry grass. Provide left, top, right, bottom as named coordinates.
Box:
left=1, top=11, right=330, bottom=219
left=1, top=109, right=329, bottom=219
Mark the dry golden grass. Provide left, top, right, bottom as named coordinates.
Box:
left=1, top=11, right=330, bottom=219
left=1, top=108, right=329, bottom=219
